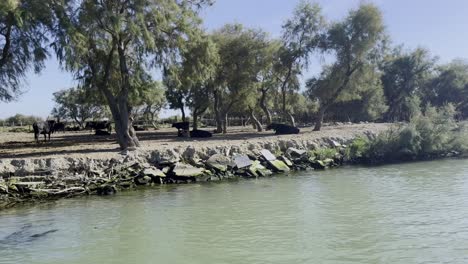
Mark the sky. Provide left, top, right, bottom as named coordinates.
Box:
left=1, top=0, right=468, bottom=119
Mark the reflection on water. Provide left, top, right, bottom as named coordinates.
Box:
left=1, top=159, right=468, bottom=264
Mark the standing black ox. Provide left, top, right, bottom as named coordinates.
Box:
left=33, top=121, right=54, bottom=142
left=266, top=123, right=300, bottom=135
left=172, top=122, right=190, bottom=137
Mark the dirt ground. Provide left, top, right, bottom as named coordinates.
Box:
left=0, top=123, right=391, bottom=160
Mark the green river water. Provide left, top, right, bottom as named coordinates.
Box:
left=1, top=159, right=468, bottom=264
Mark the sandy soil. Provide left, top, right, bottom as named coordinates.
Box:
left=0, top=123, right=391, bottom=160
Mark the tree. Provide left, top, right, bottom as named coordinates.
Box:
left=211, top=24, right=271, bottom=133
left=131, top=81, right=166, bottom=127
left=4, top=113, right=41, bottom=126
left=309, top=3, right=385, bottom=131
left=52, top=86, right=105, bottom=128
left=423, top=59, right=468, bottom=119
left=381, top=47, right=436, bottom=121
left=53, top=0, right=211, bottom=150
left=257, top=39, right=282, bottom=126
left=277, top=1, right=326, bottom=126
left=0, top=0, right=52, bottom=101
left=164, top=34, right=219, bottom=127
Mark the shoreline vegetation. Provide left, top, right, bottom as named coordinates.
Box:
left=1, top=110, right=466, bottom=210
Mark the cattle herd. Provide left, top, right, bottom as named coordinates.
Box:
left=32, top=120, right=300, bottom=142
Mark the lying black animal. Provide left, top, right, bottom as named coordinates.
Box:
left=266, top=123, right=300, bottom=135
left=172, top=122, right=190, bottom=137
left=95, top=129, right=111, bottom=136
left=86, top=121, right=112, bottom=132
left=66, top=126, right=81, bottom=131
left=133, top=125, right=146, bottom=131
left=190, top=129, right=213, bottom=138
left=33, top=121, right=54, bottom=142
left=52, top=122, right=65, bottom=133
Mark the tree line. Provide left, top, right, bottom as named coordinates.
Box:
left=1, top=0, right=467, bottom=150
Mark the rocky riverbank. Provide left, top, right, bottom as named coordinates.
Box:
left=0, top=125, right=385, bottom=209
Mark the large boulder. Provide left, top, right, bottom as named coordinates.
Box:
left=267, top=159, right=290, bottom=173
left=206, top=154, right=233, bottom=172
left=260, top=149, right=276, bottom=161
left=248, top=161, right=272, bottom=177
left=172, top=163, right=205, bottom=177
left=141, top=167, right=166, bottom=178
left=233, top=155, right=253, bottom=169
left=286, top=148, right=307, bottom=159
left=151, top=149, right=180, bottom=165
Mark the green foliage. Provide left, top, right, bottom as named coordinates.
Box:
left=381, top=48, right=436, bottom=121
left=3, top=113, right=42, bottom=126
left=52, top=0, right=210, bottom=149
left=131, top=81, right=166, bottom=125
left=52, top=86, right=106, bottom=127
left=423, top=60, right=468, bottom=119
left=0, top=0, right=52, bottom=101
left=345, top=137, right=370, bottom=161
left=359, top=105, right=467, bottom=163
left=306, top=3, right=385, bottom=130
left=310, top=148, right=338, bottom=161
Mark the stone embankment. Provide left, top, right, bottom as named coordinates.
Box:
left=0, top=129, right=379, bottom=209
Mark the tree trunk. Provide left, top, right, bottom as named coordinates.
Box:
left=213, top=91, right=223, bottom=133
left=193, top=108, right=199, bottom=131
left=314, top=106, right=325, bottom=131
left=249, top=108, right=263, bottom=132
left=222, top=113, right=228, bottom=134
left=287, top=112, right=296, bottom=127
left=260, top=89, right=272, bottom=125
left=113, top=45, right=139, bottom=150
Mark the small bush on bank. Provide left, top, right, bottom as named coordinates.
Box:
left=310, top=148, right=338, bottom=160
left=347, top=104, right=468, bottom=163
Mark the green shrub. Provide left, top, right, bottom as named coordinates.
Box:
left=345, top=137, right=370, bottom=161
left=361, top=104, right=467, bottom=163
left=310, top=148, right=338, bottom=160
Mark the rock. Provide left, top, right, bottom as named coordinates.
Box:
left=311, top=160, right=326, bottom=170
left=134, top=175, right=152, bottom=185
left=310, top=158, right=334, bottom=170
left=172, top=163, right=205, bottom=177
left=260, top=149, right=277, bottom=161
left=142, top=167, right=166, bottom=178
left=206, top=154, right=233, bottom=172
left=286, top=148, right=307, bottom=158
left=248, top=161, right=273, bottom=177
left=152, top=149, right=180, bottom=165
left=0, top=181, right=8, bottom=194
left=330, top=140, right=341, bottom=148
left=324, top=158, right=335, bottom=167
left=162, top=167, right=171, bottom=174
left=279, top=156, right=293, bottom=167
left=233, top=155, right=253, bottom=169
left=96, top=185, right=117, bottom=195
left=267, top=159, right=291, bottom=173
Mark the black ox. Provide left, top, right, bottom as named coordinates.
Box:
left=266, top=123, right=300, bottom=135
left=33, top=121, right=54, bottom=142
left=85, top=121, right=112, bottom=132
left=172, top=122, right=190, bottom=137
left=190, top=129, right=212, bottom=138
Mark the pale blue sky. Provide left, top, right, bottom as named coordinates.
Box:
left=1, top=0, right=467, bottom=119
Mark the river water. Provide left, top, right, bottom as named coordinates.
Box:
left=1, top=159, right=468, bottom=264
